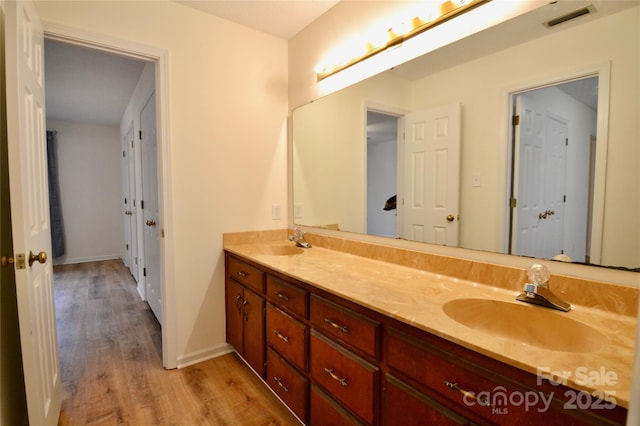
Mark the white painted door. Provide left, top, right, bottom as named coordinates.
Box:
left=122, top=124, right=139, bottom=282
left=541, top=112, right=568, bottom=259
left=121, top=128, right=132, bottom=269
left=4, top=1, right=62, bottom=424
left=512, top=95, right=545, bottom=256
left=141, top=92, right=161, bottom=323
left=402, top=104, right=461, bottom=245
left=512, top=95, right=568, bottom=258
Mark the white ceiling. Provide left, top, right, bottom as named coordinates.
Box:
left=44, top=39, right=147, bottom=126
left=173, top=0, right=340, bottom=40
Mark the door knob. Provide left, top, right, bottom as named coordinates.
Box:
left=28, top=251, right=47, bottom=267
left=446, top=214, right=455, bottom=222
left=1, top=255, right=14, bottom=267
left=145, top=220, right=156, bottom=227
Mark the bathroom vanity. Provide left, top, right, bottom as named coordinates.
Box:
left=224, top=230, right=635, bottom=425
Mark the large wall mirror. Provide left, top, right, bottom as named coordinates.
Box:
left=293, top=1, right=639, bottom=271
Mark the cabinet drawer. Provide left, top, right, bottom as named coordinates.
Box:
left=267, top=348, right=308, bottom=423
left=385, top=328, right=589, bottom=425
left=383, top=374, right=471, bottom=426
left=228, top=256, right=264, bottom=293
left=310, top=294, right=380, bottom=359
left=310, top=331, right=378, bottom=424
left=267, top=275, right=308, bottom=318
left=310, top=384, right=365, bottom=426
left=266, top=303, right=307, bottom=371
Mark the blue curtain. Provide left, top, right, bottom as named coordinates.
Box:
left=47, top=131, right=65, bottom=258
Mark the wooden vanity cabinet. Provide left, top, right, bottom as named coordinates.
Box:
left=224, top=252, right=628, bottom=426
left=225, top=255, right=265, bottom=377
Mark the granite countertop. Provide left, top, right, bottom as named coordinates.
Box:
left=224, top=239, right=637, bottom=408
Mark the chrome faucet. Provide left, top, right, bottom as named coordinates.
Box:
left=516, top=264, right=571, bottom=312
left=289, top=228, right=311, bottom=248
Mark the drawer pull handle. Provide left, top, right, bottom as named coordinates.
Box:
left=235, top=294, right=242, bottom=311
left=273, top=330, right=289, bottom=343
left=274, top=291, right=290, bottom=301
left=236, top=271, right=248, bottom=278
left=274, top=377, right=289, bottom=392
left=324, top=368, right=347, bottom=387
left=443, top=381, right=493, bottom=407
left=324, top=318, right=348, bottom=333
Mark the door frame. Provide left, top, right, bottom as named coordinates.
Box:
left=42, top=22, right=177, bottom=369
left=502, top=62, right=610, bottom=264
left=362, top=101, right=408, bottom=238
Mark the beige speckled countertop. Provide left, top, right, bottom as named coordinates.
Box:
left=223, top=231, right=637, bottom=408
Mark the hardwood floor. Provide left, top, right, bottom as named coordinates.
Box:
left=54, top=260, right=299, bottom=425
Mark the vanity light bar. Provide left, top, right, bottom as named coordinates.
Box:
left=316, top=0, right=491, bottom=81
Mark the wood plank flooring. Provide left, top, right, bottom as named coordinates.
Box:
left=54, top=259, right=299, bottom=425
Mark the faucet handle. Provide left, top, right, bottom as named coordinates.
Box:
left=527, top=263, right=550, bottom=287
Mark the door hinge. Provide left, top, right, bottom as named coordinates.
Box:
left=139, top=130, right=143, bottom=140
left=131, top=139, right=134, bottom=148
left=126, top=244, right=129, bottom=251
left=510, top=198, right=517, bottom=208
left=143, top=267, right=147, bottom=277
left=141, top=200, right=144, bottom=209
left=566, top=138, right=568, bottom=146
left=123, top=150, right=126, bottom=158
left=161, top=228, right=165, bottom=238
left=512, top=115, right=520, bottom=126
left=563, top=195, right=566, bottom=202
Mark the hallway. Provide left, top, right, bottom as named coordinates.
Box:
left=53, top=260, right=298, bottom=425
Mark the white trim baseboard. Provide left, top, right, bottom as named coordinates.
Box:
left=176, top=343, right=235, bottom=369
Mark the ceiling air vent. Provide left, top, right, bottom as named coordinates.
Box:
left=545, top=5, right=594, bottom=28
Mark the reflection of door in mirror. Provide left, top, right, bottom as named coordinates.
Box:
left=366, top=110, right=398, bottom=238
left=403, top=104, right=461, bottom=246
left=509, top=76, right=598, bottom=264
left=366, top=105, right=461, bottom=244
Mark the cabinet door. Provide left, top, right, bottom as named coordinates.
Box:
left=243, top=288, right=265, bottom=377
left=225, top=279, right=244, bottom=354
left=383, top=375, right=471, bottom=426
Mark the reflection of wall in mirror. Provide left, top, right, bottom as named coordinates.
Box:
left=293, top=72, right=411, bottom=234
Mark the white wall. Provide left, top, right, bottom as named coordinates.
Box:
left=35, top=1, right=288, bottom=365
left=46, top=119, right=124, bottom=265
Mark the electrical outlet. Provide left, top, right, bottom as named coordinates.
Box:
left=294, top=203, right=303, bottom=219
left=472, top=174, right=481, bottom=187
